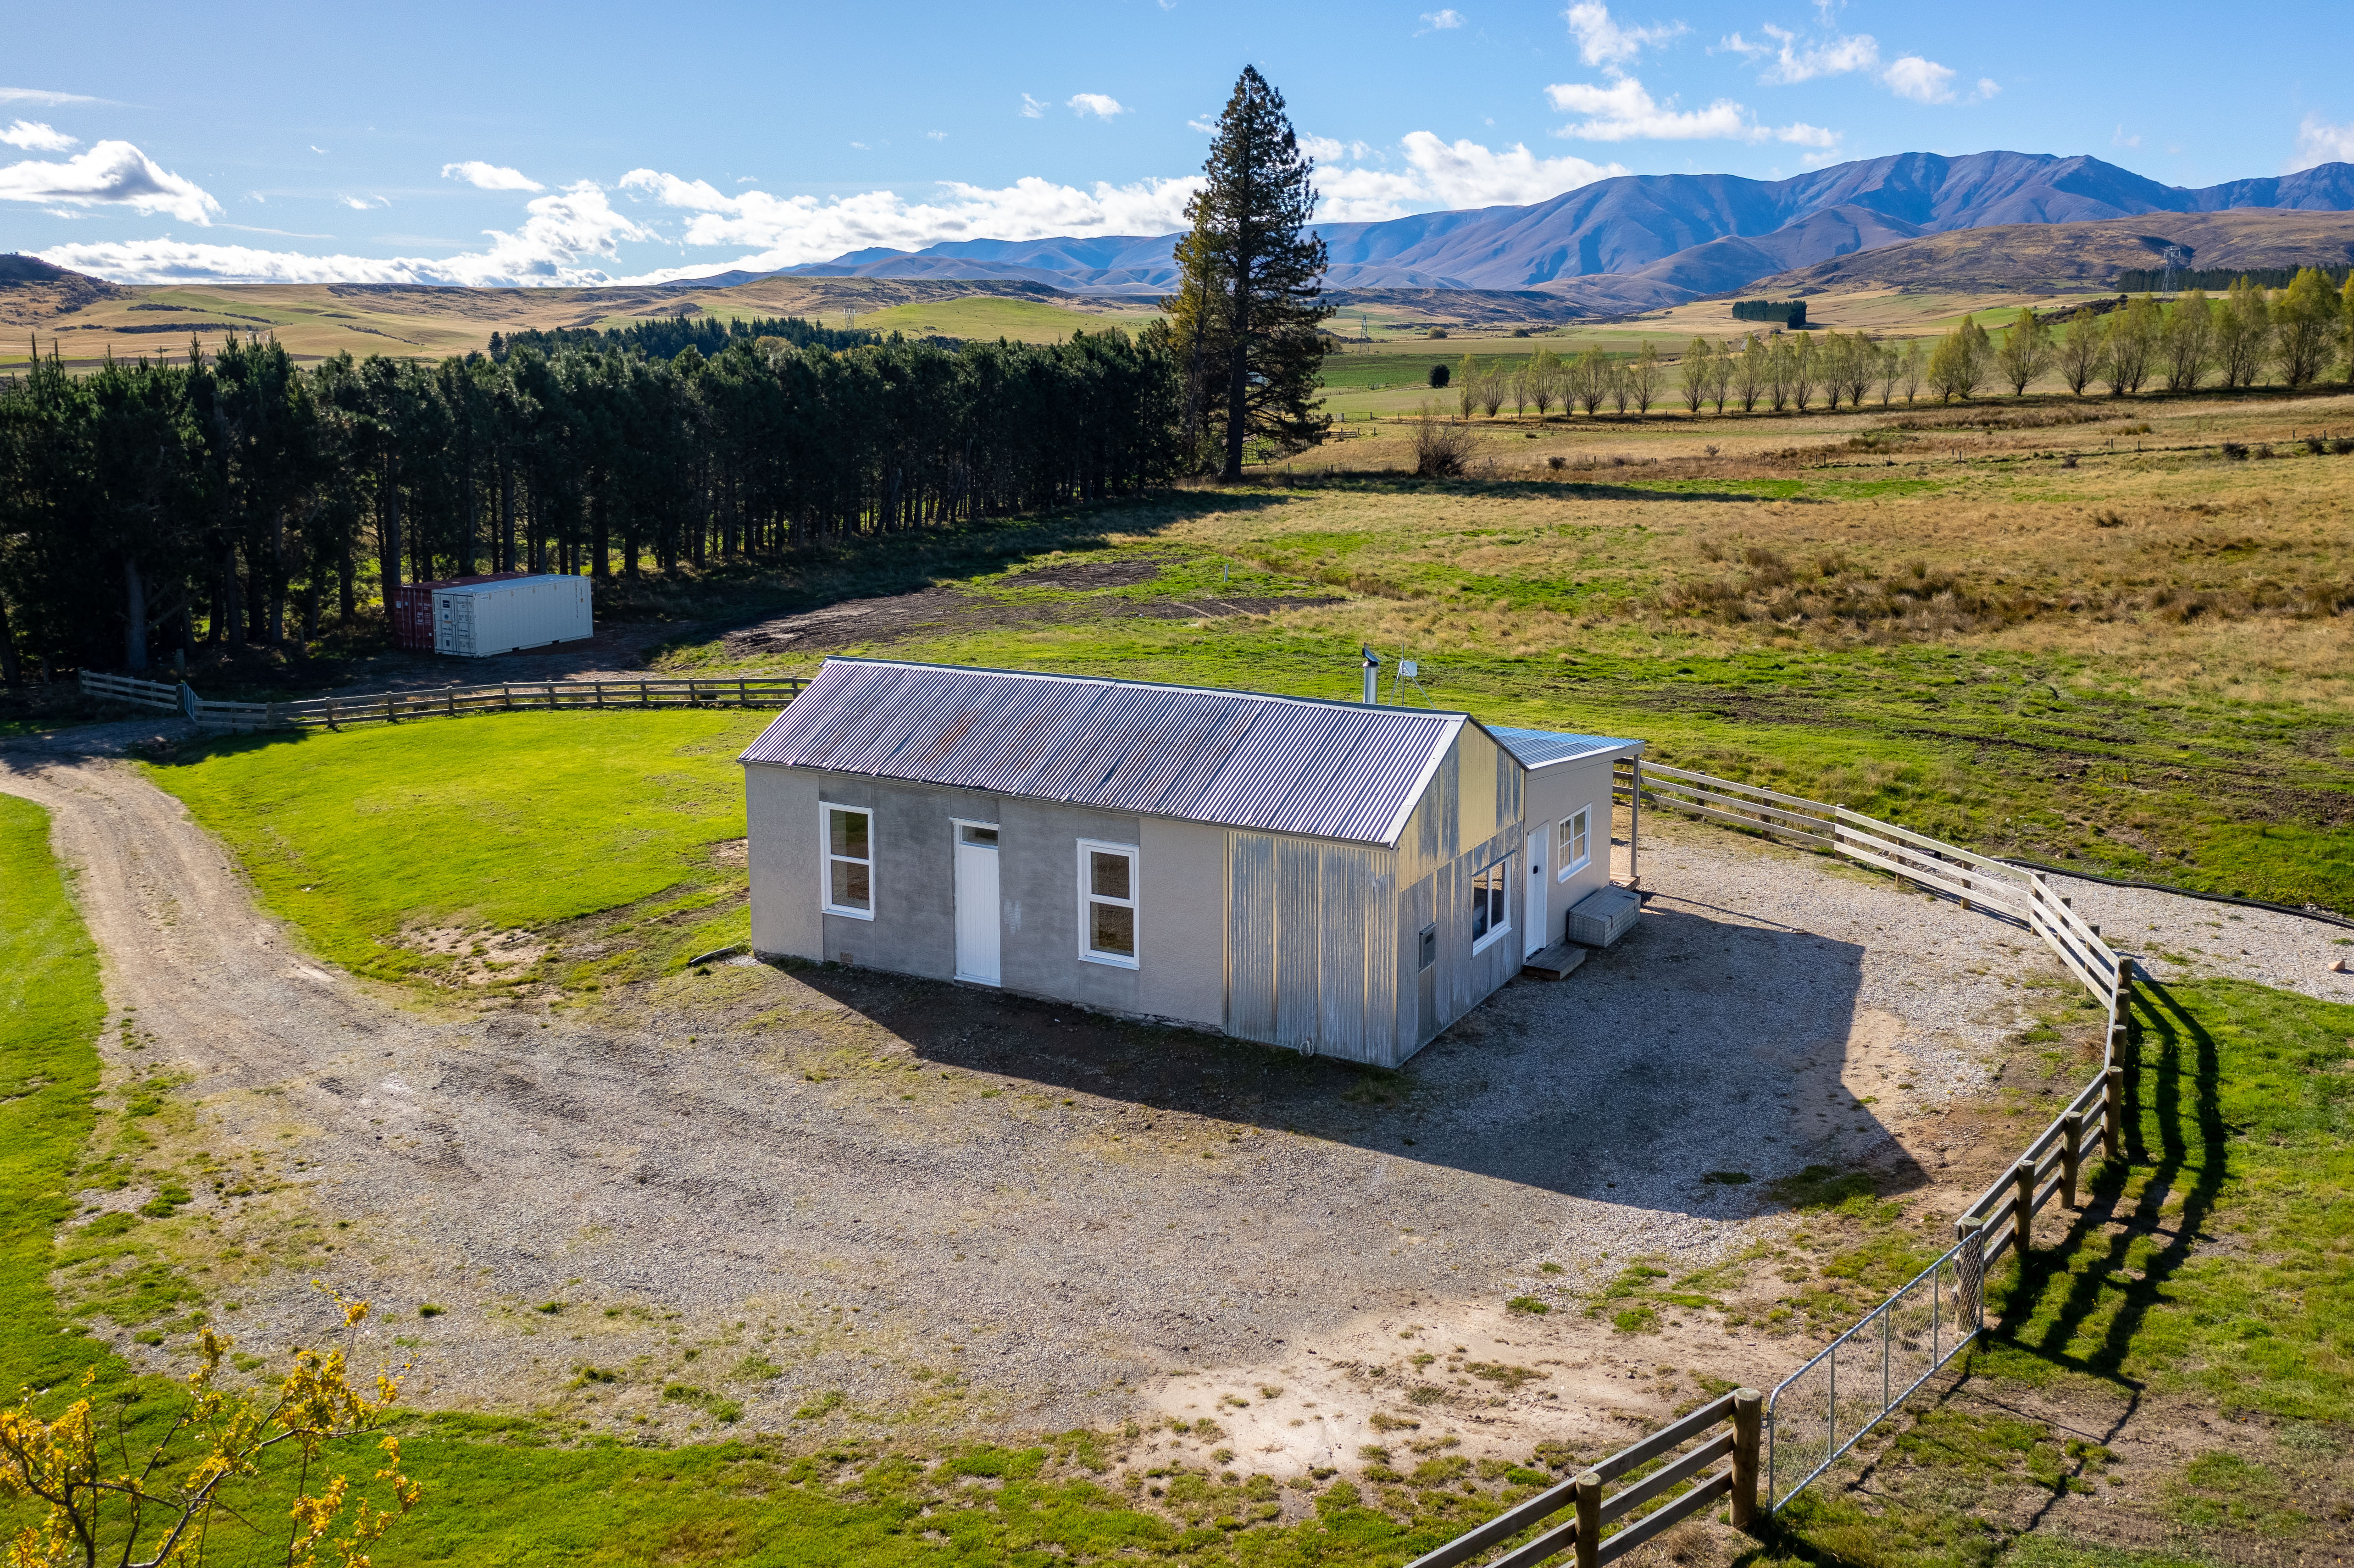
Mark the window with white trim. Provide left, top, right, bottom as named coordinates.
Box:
left=1079, top=840, right=1139, bottom=967
left=1556, top=807, right=1591, bottom=880
left=821, top=804, right=874, bottom=918
left=1470, top=854, right=1511, bottom=950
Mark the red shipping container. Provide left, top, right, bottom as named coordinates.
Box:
left=388, top=572, right=529, bottom=650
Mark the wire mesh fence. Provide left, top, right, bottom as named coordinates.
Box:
left=1767, top=1233, right=1984, bottom=1511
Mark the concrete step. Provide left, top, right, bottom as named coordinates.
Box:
left=1521, top=942, right=1589, bottom=982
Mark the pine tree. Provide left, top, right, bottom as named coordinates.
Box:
left=1164, top=67, right=1332, bottom=479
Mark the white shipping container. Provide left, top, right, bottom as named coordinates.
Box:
left=432, top=574, right=594, bottom=658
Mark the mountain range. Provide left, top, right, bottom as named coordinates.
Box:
left=730, top=151, right=2354, bottom=313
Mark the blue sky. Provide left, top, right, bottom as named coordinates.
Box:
left=6, top=0, right=2351, bottom=287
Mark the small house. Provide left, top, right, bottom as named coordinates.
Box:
left=739, top=659, right=1643, bottom=1067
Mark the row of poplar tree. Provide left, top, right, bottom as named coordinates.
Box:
left=1920, top=268, right=2354, bottom=399
left=0, top=325, right=1184, bottom=678
left=1438, top=266, right=2354, bottom=418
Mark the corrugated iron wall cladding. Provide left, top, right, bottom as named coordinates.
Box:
left=1224, top=831, right=1399, bottom=1065
left=1274, top=838, right=1323, bottom=1049
left=1318, top=848, right=1394, bottom=1064
left=1227, top=834, right=1278, bottom=1044
left=741, top=660, right=1457, bottom=845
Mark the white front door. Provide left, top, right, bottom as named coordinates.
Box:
left=1525, top=829, right=1549, bottom=958
left=954, top=824, right=1001, bottom=985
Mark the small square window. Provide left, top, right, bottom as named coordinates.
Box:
left=1557, top=807, right=1591, bottom=880
left=1470, top=855, right=1511, bottom=951
left=821, top=804, right=874, bottom=919
left=1079, top=841, right=1139, bottom=967
left=1418, top=924, right=1437, bottom=971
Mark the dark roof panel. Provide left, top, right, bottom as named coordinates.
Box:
left=742, top=659, right=1466, bottom=845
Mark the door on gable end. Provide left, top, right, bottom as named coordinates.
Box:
left=1524, top=828, right=1549, bottom=958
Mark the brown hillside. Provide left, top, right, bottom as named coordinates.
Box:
left=1741, top=209, right=2354, bottom=297
left=0, top=275, right=1146, bottom=367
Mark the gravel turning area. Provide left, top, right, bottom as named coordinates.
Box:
left=1, top=733, right=2289, bottom=1472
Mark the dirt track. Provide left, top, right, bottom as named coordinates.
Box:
left=2, top=727, right=2091, bottom=1472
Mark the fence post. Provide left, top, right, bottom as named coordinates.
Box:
left=2012, top=1160, right=2036, bottom=1254
left=1628, top=760, right=1642, bottom=887
left=2060, top=1112, right=2083, bottom=1209
left=503, top=683, right=513, bottom=711
left=328, top=698, right=339, bottom=733
left=1954, top=1219, right=1985, bottom=1331
left=2102, top=1064, right=2125, bottom=1163
left=1731, top=1389, right=1764, bottom=1532
left=1574, top=1471, right=1603, bottom=1568
left=384, top=694, right=395, bottom=725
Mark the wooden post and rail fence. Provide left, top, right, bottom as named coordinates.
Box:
left=78, top=670, right=806, bottom=732
left=1412, top=763, right=2135, bottom=1564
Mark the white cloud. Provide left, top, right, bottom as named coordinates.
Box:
left=0, top=140, right=220, bottom=224
left=310, top=144, right=328, bottom=155
left=442, top=160, right=543, bottom=192
left=1019, top=94, right=1049, bottom=119
left=1299, top=133, right=1376, bottom=162
left=1545, top=76, right=1834, bottom=146
left=1, top=120, right=76, bottom=152
left=0, top=88, right=96, bottom=107
left=1755, top=24, right=1879, bottom=83
left=1316, top=131, right=1626, bottom=221
left=2288, top=114, right=2354, bottom=172
left=1882, top=55, right=1956, bottom=104
left=40, top=180, right=655, bottom=286
left=1566, top=3, right=1685, bottom=65
left=339, top=195, right=373, bottom=210
left=2112, top=125, right=2141, bottom=150
left=1716, top=31, right=1768, bottom=58
left=927, top=130, right=948, bottom=141
left=612, top=167, right=1201, bottom=276
left=1186, top=115, right=1217, bottom=133
left=1547, top=76, right=1748, bottom=141
left=1976, top=78, right=1999, bottom=100
left=1068, top=93, right=1126, bottom=119
left=1419, top=9, right=1465, bottom=33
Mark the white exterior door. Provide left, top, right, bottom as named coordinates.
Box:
left=954, top=826, right=1001, bottom=985
left=1525, top=829, right=1549, bottom=958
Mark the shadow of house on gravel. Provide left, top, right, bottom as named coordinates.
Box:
left=782, top=889, right=1920, bottom=1219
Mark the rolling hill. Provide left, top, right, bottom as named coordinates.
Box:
left=768, top=151, right=2354, bottom=310
left=1740, top=208, right=2354, bottom=298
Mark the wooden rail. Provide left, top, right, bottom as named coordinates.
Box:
left=1407, top=1391, right=1762, bottom=1568
left=82, top=673, right=805, bottom=733
left=1605, top=756, right=2140, bottom=1515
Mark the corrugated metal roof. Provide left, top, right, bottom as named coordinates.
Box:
left=1489, top=725, right=1645, bottom=770
left=741, top=659, right=1467, bottom=846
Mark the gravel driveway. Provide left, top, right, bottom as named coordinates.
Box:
left=1, top=733, right=2279, bottom=1474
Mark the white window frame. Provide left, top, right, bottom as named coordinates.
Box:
left=819, top=802, right=875, bottom=920
left=953, top=818, right=1000, bottom=847
left=1556, top=806, right=1592, bottom=881
left=1470, top=853, right=1512, bottom=953
left=1077, top=838, right=1141, bottom=969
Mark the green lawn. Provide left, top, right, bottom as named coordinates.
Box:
left=0, top=793, right=110, bottom=1397
left=1765, top=975, right=2354, bottom=1568
left=143, top=710, right=773, bottom=987
left=11, top=737, right=2352, bottom=1561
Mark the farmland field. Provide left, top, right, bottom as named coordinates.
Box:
left=660, top=384, right=2354, bottom=913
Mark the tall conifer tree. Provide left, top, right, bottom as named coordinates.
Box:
left=1165, top=67, right=1332, bottom=479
